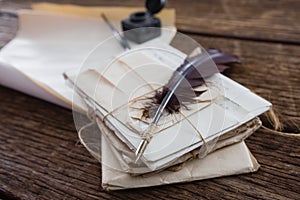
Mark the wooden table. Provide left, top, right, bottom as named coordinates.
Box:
left=0, top=0, right=299, bottom=199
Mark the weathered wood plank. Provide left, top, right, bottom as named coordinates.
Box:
left=1, top=0, right=300, bottom=43
left=0, top=11, right=18, bottom=48
left=174, top=0, right=300, bottom=44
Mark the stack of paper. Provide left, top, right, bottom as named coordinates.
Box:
left=65, top=37, right=271, bottom=188
left=0, top=4, right=271, bottom=190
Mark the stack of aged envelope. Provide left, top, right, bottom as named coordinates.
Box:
left=0, top=3, right=271, bottom=190
left=65, top=38, right=271, bottom=189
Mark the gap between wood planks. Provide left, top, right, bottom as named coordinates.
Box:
left=179, top=29, right=300, bottom=46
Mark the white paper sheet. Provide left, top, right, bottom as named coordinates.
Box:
left=0, top=8, right=175, bottom=108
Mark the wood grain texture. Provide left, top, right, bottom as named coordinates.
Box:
left=1, top=0, right=300, bottom=44
left=0, top=0, right=299, bottom=199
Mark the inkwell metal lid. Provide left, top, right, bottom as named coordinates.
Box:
left=129, top=0, right=166, bottom=22
left=146, top=0, right=166, bottom=15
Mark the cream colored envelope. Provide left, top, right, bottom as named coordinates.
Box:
left=101, top=138, right=259, bottom=190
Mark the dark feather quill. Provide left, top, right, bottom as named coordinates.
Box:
left=153, top=49, right=242, bottom=113
left=136, top=49, right=242, bottom=160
